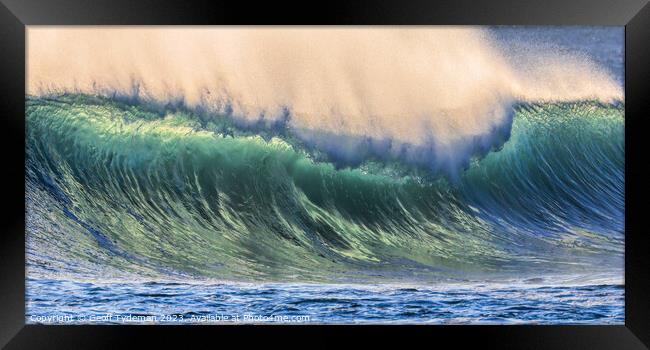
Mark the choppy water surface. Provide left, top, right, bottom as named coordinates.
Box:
left=27, top=278, right=623, bottom=324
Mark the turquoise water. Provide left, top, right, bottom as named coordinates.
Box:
left=26, top=96, right=624, bottom=280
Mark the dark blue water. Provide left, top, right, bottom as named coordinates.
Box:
left=27, top=278, right=623, bottom=324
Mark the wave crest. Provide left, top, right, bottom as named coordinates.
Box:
left=27, top=28, right=623, bottom=175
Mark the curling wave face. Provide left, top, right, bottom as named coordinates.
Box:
left=26, top=95, right=624, bottom=283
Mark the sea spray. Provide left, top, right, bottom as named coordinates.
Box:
left=27, top=28, right=622, bottom=175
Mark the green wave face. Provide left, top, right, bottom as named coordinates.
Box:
left=26, top=95, right=624, bottom=283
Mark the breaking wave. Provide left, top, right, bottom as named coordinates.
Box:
left=26, top=95, right=624, bottom=282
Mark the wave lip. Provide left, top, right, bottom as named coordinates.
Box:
left=27, top=27, right=623, bottom=176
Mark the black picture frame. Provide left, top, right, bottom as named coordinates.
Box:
left=1, top=0, right=648, bottom=348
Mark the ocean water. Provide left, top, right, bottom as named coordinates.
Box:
left=27, top=279, right=624, bottom=324
left=25, top=27, right=624, bottom=324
